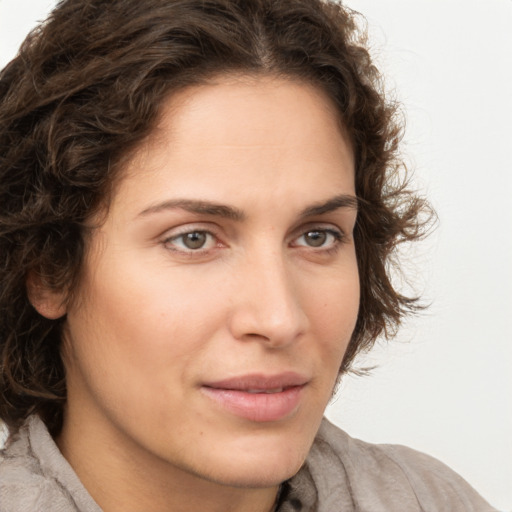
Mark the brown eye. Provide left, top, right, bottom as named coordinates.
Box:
left=293, top=228, right=342, bottom=249
left=165, top=230, right=216, bottom=252
left=182, top=231, right=208, bottom=249
left=304, top=230, right=327, bottom=247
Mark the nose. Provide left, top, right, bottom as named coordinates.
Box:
left=227, top=249, right=309, bottom=348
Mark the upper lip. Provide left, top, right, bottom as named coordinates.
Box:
left=202, top=372, right=309, bottom=391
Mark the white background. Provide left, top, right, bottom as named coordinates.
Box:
left=1, top=1, right=511, bottom=510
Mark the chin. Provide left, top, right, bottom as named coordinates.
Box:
left=191, top=432, right=312, bottom=489
left=206, top=457, right=305, bottom=489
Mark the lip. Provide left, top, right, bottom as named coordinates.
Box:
left=201, top=372, right=308, bottom=423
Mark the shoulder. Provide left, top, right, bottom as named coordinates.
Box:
left=304, top=418, right=498, bottom=512
left=0, top=416, right=99, bottom=512
left=0, top=420, right=66, bottom=511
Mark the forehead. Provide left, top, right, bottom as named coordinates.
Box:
left=112, top=75, right=355, bottom=216
left=160, top=76, right=347, bottom=147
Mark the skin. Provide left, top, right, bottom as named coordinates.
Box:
left=34, top=76, right=360, bottom=512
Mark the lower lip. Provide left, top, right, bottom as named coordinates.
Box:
left=201, top=385, right=304, bottom=422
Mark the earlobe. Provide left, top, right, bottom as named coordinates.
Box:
left=26, top=271, right=67, bottom=320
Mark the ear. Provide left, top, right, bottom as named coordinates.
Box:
left=26, top=271, right=67, bottom=320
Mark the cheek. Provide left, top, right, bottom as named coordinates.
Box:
left=306, top=261, right=360, bottom=325
left=83, top=256, right=218, bottom=351
left=62, top=284, right=211, bottom=432
left=67, top=260, right=241, bottom=415
left=300, top=268, right=360, bottom=367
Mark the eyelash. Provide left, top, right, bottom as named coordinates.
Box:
left=162, top=229, right=220, bottom=254
left=162, top=226, right=346, bottom=256
left=292, top=229, right=344, bottom=248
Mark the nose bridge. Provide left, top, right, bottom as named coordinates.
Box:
left=229, top=244, right=308, bottom=346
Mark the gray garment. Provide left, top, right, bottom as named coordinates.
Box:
left=0, top=415, right=497, bottom=512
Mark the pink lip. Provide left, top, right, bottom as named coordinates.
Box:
left=201, top=372, right=308, bottom=423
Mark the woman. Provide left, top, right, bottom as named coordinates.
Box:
left=0, top=0, right=497, bottom=510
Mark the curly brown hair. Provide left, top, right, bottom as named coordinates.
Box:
left=0, top=0, right=429, bottom=436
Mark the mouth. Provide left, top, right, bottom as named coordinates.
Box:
left=201, top=372, right=308, bottom=422
left=245, top=388, right=285, bottom=394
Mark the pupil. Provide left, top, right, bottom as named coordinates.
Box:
left=306, top=231, right=326, bottom=247
left=184, top=232, right=206, bottom=249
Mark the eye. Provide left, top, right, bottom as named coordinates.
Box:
left=164, top=230, right=216, bottom=251
left=293, top=228, right=342, bottom=249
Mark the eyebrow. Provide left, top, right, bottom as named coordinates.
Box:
left=299, top=194, right=359, bottom=218
left=137, top=194, right=358, bottom=221
left=138, top=199, right=245, bottom=221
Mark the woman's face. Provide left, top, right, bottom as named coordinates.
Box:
left=58, top=76, right=359, bottom=490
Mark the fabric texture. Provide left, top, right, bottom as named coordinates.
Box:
left=0, top=415, right=497, bottom=511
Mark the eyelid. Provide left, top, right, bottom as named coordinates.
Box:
left=160, top=221, right=220, bottom=239
left=160, top=223, right=225, bottom=253
left=289, top=224, right=346, bottom=250
left=166, top=231, right=216, bottom=251
left=290, top=221, right=346, bottom=239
